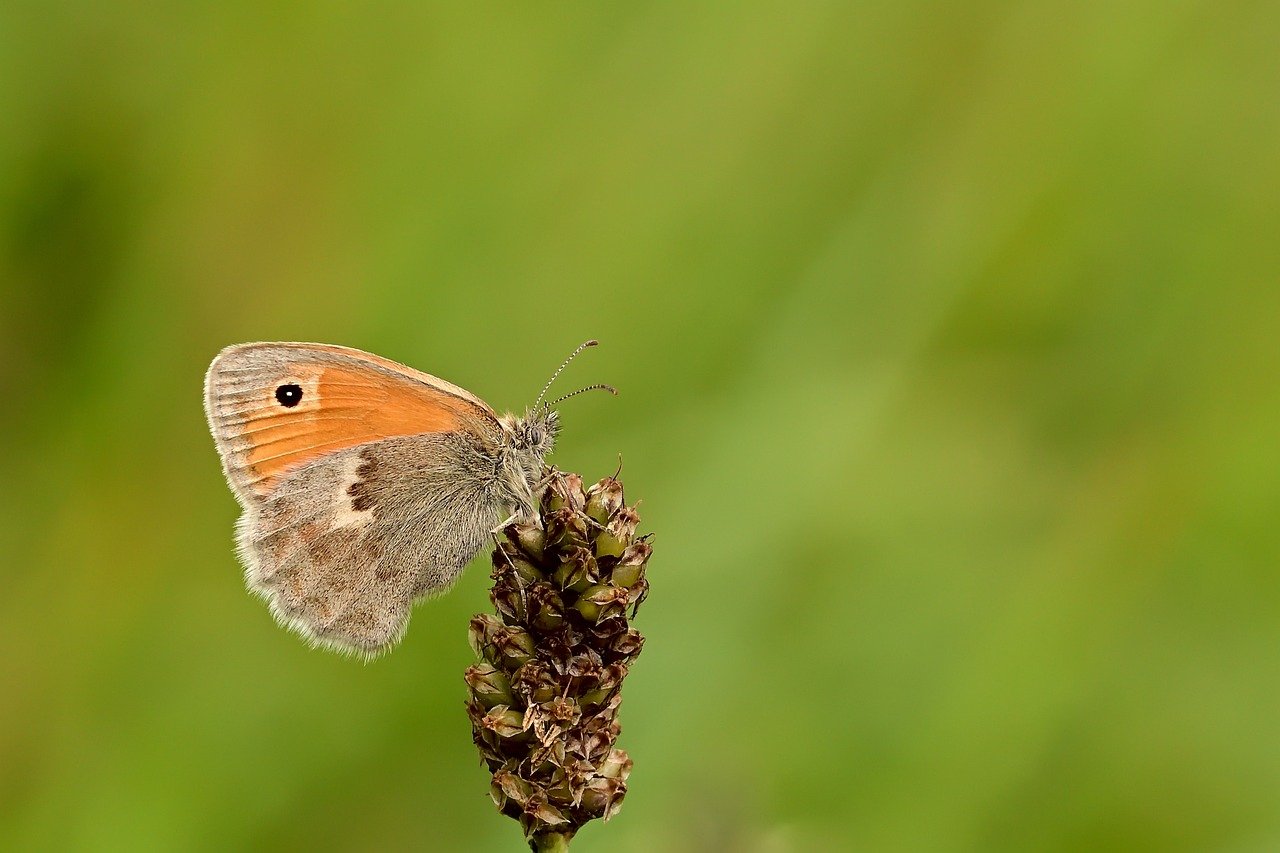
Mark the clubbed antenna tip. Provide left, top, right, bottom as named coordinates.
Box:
left=534, top=340, right=602, bottom=409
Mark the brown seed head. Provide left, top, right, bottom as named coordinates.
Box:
left=466, top=468, right=650, bottom=847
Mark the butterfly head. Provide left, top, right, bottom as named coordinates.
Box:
left=502, top=339, right=616, bottom=469
left=507, top=407, right=560, bottom=458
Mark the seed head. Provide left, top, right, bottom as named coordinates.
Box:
left=465, top=468, right=651, bottom=849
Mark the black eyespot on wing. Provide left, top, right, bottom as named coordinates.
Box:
left=275, top=383, right=303, bottom=408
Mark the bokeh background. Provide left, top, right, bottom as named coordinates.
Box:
left=2, top=2, right=1278, bottom=850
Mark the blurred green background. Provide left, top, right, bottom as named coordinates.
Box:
left=2, top=2, right=1278, bottom=850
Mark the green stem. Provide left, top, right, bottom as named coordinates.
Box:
left=531, top=831, right=572, bottom=852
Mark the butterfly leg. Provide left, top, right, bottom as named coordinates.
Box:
left=489, top=505, right=521, bottom=569
left=489, top=527, right=531, bottom=615
left=491, top=512, right=520, bottom=535
left=490, top=529, right=516, bottom=567
left=532, top=468, right=559, bottom=493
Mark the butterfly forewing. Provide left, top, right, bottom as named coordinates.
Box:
left=204, top=342, right=499, bottom=500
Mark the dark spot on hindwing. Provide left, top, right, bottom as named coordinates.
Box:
left=347, top=451, right=379, bottom=512
left=348, top=485, right=375, bottom=513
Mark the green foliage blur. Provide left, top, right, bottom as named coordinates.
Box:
left=2, top=2, right=1278, bottom=850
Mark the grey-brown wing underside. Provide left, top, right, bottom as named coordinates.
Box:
left=238, top=432, right=504, bottom=657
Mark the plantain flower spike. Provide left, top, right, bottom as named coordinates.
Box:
left=465, top=468, right=650, bottom=851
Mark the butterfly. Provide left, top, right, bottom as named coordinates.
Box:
left=203, top=340, right=613, bottom=658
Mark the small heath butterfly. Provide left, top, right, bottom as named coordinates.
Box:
left=204, top=341, right=613, bottom=657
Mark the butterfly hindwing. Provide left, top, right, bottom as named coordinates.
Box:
left=240, top=433, right=505, bottom=656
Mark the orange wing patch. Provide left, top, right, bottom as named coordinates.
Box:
left=206, top=346, right=495, bottom=500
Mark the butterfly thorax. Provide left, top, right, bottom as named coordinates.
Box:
left=496, top=408, right=560, bottom=518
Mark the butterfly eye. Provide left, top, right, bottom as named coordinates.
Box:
left=275, top=383, right=303, bottom=408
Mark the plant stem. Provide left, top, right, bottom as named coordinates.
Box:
left=532, top=831, right=572, bottom=852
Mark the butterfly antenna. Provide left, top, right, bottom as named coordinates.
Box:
left=547, top=383, right=618, bottom=407
left=535, top=339, right=599, bottom=409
